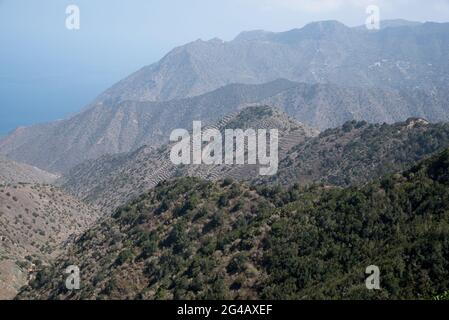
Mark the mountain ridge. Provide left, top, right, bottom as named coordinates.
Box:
left=256, top=117, right=449, bottom=187
left=0, top=156, right=58, bottom=184
left=96, top=20, right=449, bottom=103
left=2, top=20, right=449, bottom=173
left=1, top=79, right=448, bottom=173
left=58, top=106, right=317, bottom=213
left=59, top=107, right=449, bottom=215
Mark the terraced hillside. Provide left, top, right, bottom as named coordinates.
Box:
left=60, top=106, right=317, bottom=213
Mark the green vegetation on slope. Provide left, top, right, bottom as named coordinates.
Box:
left=261, top=118, right=449, bottom=187
left=17, top=149, right=449, bottom=300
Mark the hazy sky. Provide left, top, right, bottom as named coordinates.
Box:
left=1, top=0, right=448, bottom=134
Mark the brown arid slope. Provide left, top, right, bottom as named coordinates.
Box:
left=2, top=22, right=449, bottom=174
left=0, top=156, right=58, bottom=184
left=0, top=183, right=101, bottom=299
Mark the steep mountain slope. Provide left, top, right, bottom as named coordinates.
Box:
left=0, top=156, right=58, bottom=184
left=61, top=111, right=449, bottom=213
left=60, top=106, right=317, bottom=213
left=97, top=21, right=449, bottom=102
left=0, top=80, right=297, bottom=173
left=253, top=83, right=449, bottom=130
left=2, top=20, right=449, bottom=174
left=0, top=183, right=101, bottom=299
left=1, top=78, right=448, bottom=173
left=257, top=118, right=449, bottom=187
left=16, top=148, right=449, bottom=300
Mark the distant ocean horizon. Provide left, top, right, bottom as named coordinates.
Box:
left=0, top=73, right=120, bottom=135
